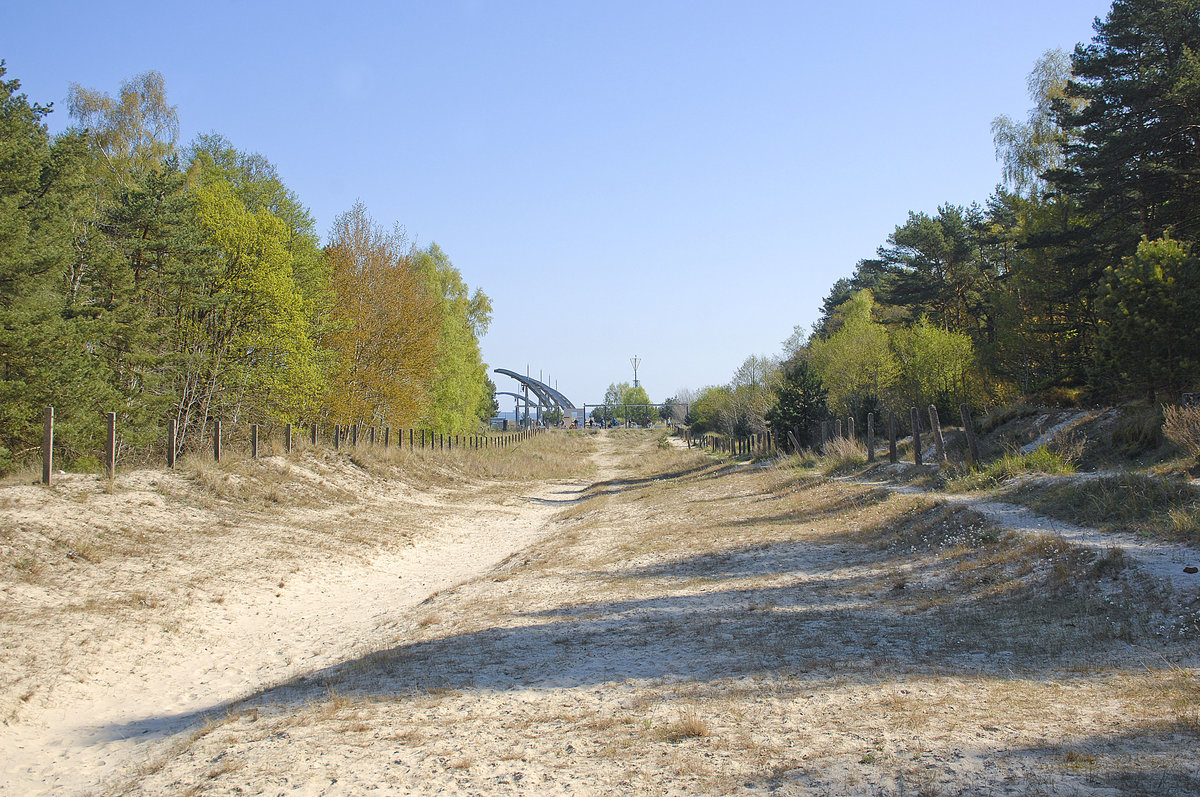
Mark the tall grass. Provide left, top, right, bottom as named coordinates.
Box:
left=1163, top=405, right=1200, bottom=460
left=949, top=445, right=1076, bottom=491
left=820, top=437, right=866, bottom=474
left=1010, top=473, right=1200, bottom=542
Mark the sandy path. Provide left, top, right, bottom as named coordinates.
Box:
left=853, top=472, right=1200, bottom=593
left=0, top=476, right=587, bottom=796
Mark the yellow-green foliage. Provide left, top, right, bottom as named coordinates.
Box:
left=809, top=290, right=896, bottom=416
left=192, top=174, right=324, bottom=423
left=413, top=244, right=493, bottom=433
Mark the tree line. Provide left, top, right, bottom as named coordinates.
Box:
left=685, top=0, right=1199, bottom=448
left=0, top=66, right=497, bottom=473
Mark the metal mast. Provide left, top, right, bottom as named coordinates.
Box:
left=630, top=355, right=641, bottom=388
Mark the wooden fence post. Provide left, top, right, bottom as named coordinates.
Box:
left=333, top=424, right=340, bottom=450
left=834, top=418, right=842, bottom=441
left=847, top=417, right=855, bottom=441
left=285, top=423, right=293, bottom=453
left=42, top=406, right=54, bottom=485
left=928, top=405, right=945, bottom=463
left=251, top=424, right=259, bottom=459
left=351, top=425, right=358, bottom=447
left=310, top=423, right=317, bottom=445
left=866, top=412, right=875, bottom=463
left=888, top=411, right=897, bottom=464
left=105, top=411, right=117, bottom=477
left=168, top=418, right=177, bottom=469
left=960, top=404, right=979, bottom=467
left=213, top=419, right=222, bottom=463
left=909, top=407, right=922, bottom=466
left=421, top=429, right=425, bottom=449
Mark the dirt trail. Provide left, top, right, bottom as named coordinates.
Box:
left=0, top=461, right=595, bottom=795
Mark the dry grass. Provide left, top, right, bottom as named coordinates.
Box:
left=14, top=428, right=1200, bottom=796
left=1008, top=472, right=1200, bottom=542
left=821, top=436, right=867, bottom=473
left=1164, top=404, right=1200, bottom=460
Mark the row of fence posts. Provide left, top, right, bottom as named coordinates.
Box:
left=682, top=403, right=980, bottom=467
left=38, top=406, right=540, bottom=485
left=683, top=428, right=777, bottom=458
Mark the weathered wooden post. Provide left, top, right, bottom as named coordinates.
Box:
left=834, top=418, right=843, bottom=441
left=38, top=406, right=54, bottom=485
left=369, top=426, right=375, bottom=446
left=351, top=425, right=358, bottom=447
left=106, top=411, right=117, bottom=477
left=910, top=407, right=922, bottom=466
left=889, top=412, right=897, bottom=464
left=866, top=412, right=875, bottom=463
left=333, top=424, right=340, bottom=450
left=960, top=404, right=979, bottom=466
left=421, top=429, right=425, bottom=449
left=285, top=423, right=293, bottom=453
left=251, top=424, right=259, bottom=459
left=213, top=419, right=222, bottom=463
left=310, top=423, right=317, bottom=445
left=167, top=418, right=177, bottom=469
left=384, top=427, right=390, bottom=448
left=928, top=405, right=946, bottom=463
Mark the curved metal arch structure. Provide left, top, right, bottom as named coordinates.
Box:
left=497, top=391, right=540, bottom=407
left=493, top=369, right=577, bottom=410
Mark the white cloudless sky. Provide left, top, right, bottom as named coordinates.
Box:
left=4, top=0, right=1112, bottom=406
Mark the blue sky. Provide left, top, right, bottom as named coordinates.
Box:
left=4, top=1, right=1112, bottom=406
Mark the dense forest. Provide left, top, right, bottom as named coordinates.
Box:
left=0, top=66, right=496, bottom=473
left=687, top=0, right=1200, bottom=446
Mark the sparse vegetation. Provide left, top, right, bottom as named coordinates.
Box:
left=1009, top=473, right=1200, bottom=542
left=949, top=445, right=1076, bottom=491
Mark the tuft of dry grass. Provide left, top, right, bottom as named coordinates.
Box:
left=660, top=707, right=709, bottom=742
left=1164, top=405, right=1200, bottom=460
left=821, top=437, right=867, bottom=473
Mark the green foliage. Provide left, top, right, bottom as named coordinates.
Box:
left=765, top=359, right=828, bottom=450
left=891, top=316, right=978, bottom=415
left=1052, top=0, right=1200, bottom=254
left=0, top=63, right=109, bottom=469
left=601, top=382, right=653, bottom=425
left=809, top=290, right=896, bottom=417
left=1096, top=236, right=1200, bottom=397
left=412, top=243, right=493, bottom=432
left=952, top=446, right=1076, bottom=491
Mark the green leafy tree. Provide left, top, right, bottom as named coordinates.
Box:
left=412, top=243, right=492, bottom=432
left=190, top=171, right=323, bottom=426
left=808, top=290, right=897, bottom=418
left=891, top=316, right=979, bottom=415
left=992, top=49, right=1079, bottom=198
